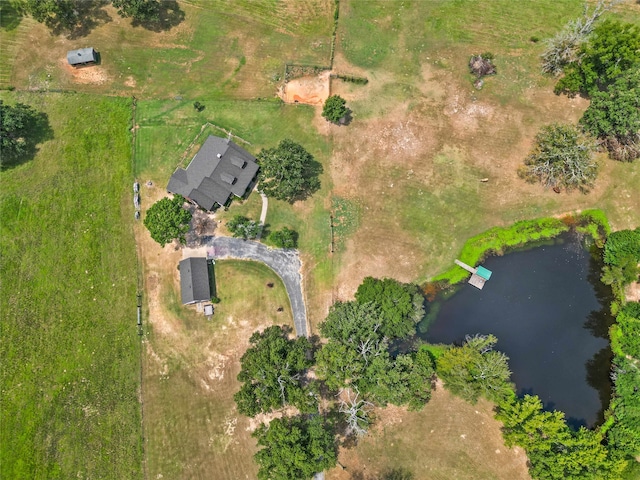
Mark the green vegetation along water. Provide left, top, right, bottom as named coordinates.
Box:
left=423, top=233, right=614, bottom=428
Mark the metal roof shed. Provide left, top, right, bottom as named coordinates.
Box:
left=179, top=257, right=211, bottom=305
left=67, top=48, right=97, bottom=66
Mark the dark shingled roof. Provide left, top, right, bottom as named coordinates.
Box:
left=67, top=48, right=97, bottom=65
left=179, top=257, right=211, bottom=305
left=167, top=135, right=259, bottom=210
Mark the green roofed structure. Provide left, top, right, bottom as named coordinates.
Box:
left=475, top=265, right=492, bottom=281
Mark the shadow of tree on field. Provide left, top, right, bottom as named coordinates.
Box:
left=1, top=110, right=54, bottom=171
left=132, top=0, right=185, bottom=32
left=0, top=1, right=25, bottom=31
left=47, top=0, right=113, bottom=40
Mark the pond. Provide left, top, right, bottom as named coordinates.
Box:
left=421, top=233, right=614, bottom=428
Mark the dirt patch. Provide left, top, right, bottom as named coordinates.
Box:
left=60, top=58, right=109, bottom=85
left=279, top=70, right=331, bottom=105
left=625, top=281, right=640, bottom=303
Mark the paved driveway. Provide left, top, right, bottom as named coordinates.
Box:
left=202, top=236, right=308, bottom=337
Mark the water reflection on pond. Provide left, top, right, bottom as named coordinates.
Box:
left=421, top=234, right=614, bottom=428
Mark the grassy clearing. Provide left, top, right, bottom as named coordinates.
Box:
left=327, top=0, right=640, bottom=297
left=142, top=260, right=293, bottom=480
left=0, top=93, right=141, bottom=479
left=327, top=387, right=531, bottom=480
left=1, top=1, right=333, bottom=98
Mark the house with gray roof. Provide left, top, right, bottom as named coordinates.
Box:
left=167, top=135, right=259, bottom=211
left=179, top=257, right=211, bottom=305
left=67, top=48, right=97, bottom=66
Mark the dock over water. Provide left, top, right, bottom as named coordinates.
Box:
left=454, top=259, right=493, bottom=290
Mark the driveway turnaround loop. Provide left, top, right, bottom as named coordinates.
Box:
left=205, top=236, right=307, bottom=337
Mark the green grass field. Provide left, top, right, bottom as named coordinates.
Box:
left=0, top=0, right=334, bottom=98
left=0, top=93, right=141, bottom=478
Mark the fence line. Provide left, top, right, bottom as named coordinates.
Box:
left=177, top=122, right=251, bottom=168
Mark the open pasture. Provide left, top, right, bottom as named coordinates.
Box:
left=327, top=0, right=640, bottom=295
left=0, top=0, right=334, bottom=98
left=0, top=92, right=141, bottom=479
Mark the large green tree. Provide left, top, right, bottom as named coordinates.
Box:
left=316, top=301, right=387, bottom=391
left=555, top=20, right=640, bottom=97
left=322, top=95, right=348, bottom=123
left=143, top=195, right=192, bottom=247
left=234, top=326, right=316, bottom=417
left=23, top=0, right=111, bottom=36
left=257, top=139, right=322, bottom=202
left=359, top=349, right=434, bottom=410
left=355, top=277, right=425, bottom=339
left=436, top=334, right=512, bottom=404
left=0, top=100, right=51, bottom=168
left=607, top=356, right=640, bottom=457
left=580, top=68, right=640, bottom=162
left=112, top=0, right=160, bottom=23
left=518, top=123, right=597, bottom=192
left=253, top=415, right=337, bottom=480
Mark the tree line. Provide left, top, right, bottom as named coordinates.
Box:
left=234, top=277, right=432, bottom=480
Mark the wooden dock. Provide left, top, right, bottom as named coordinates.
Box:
left=455, top=259, right=492, bottom=290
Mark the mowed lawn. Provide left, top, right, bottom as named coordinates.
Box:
left=0, top=0, right=334, bottom=98
left=143, top=260, right=293, bottom=480
left=0, top=93, right=141, bottom=479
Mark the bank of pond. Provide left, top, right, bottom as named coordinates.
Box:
left=416, top=212, right=640, bottom=479
left=422, top=231, right=612, bottom=428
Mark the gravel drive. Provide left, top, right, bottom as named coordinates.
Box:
left=203, top=236, right=308, bottom=337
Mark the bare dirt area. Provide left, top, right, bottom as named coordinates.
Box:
left=279, top=70, right=331, bottom=105
left=327, top=384, right=531, bottom=480
left=626, top=281, right=640, bottom=303
left=59, top=59, right=109, bottom=85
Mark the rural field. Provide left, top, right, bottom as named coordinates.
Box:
left=2, top=0, right=640, bottom=479
left=0, top=92, right=142, bottom=478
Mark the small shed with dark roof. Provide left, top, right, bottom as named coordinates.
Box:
left=167, top=135, right=259, bottom=211
left=179, top=257, right=211, bottom=305
left=67, top=48, right=98, bottom=66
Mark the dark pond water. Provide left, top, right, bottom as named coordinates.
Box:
left=421, top=233, right=614, bottom=428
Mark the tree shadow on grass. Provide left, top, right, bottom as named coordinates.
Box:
left=0, top=1, right=25, bottom=31
left=49, top=1, right=113, bottom=40
left=1, top=111, right=54, bottom=171
left=132, top=0, right=185, bottom=32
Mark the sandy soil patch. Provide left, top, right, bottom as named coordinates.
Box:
left=59, top=58, right=109, bottom=85
left=625, top=281, right=640, bottom=303
left=279, top=70, right=331, bottom=105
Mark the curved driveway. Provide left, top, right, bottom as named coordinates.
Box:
left=204, top=236, right=307, bottom=337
